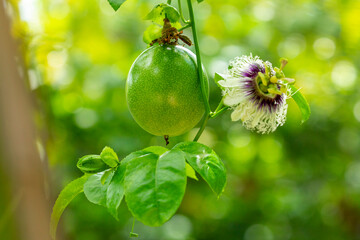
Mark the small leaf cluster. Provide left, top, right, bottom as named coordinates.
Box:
left=51, top=142, right=226, bottom=239
left=143, top=3, right=183, bottom=45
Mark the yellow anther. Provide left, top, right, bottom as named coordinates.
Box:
left=270, top=76, right=278, bottom=83
left=265, top=64, right=270, bottom=75
left=280, top=85, right=287, bottom=93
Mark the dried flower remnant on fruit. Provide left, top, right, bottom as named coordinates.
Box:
left=218, top=55, right=295, bottom=134
left=150, top=18, right=192, bottom=46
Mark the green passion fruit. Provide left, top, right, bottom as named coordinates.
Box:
left=126, top=45, right=208, bottom=137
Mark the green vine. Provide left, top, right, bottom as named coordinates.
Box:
left=184, top=0, right=213, bottom=142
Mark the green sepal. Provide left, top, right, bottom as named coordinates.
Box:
left=107, top=0, right=126, bottom=11
left=50, top=175, right=89, bottom=240
left=144, top=3, right=180, bottom=25
left=77, top=155, right=109, bottom=174
left=100, top=146, right=119, bottom=168
left=214, top=72, right=227, bottom=90
left=174, top=141, right=226, bottom=197
left=289, top=85, right=311, bottom=123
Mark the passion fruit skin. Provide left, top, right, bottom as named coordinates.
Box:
left=126, top=45, right=208, bottom=137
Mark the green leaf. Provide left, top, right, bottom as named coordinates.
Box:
left=124, top=149, right=186, bottom=226
left=143, top=24, right=162, bottom=44
left=83, top=171, right=114, bottom=207
left=142, top=146, right=168, bottom=155
left=144, top=3, right=180, bottom=25
left=101, top=169, right=113, bottom=185
left=77, top=155, right=109, bottom=174
left=290, top=85, right=311, bottom=123
left=100, top=146, right=119, bottom=168
left=174, top=142, right=226, bottom=196
left=197, top=0, right=205, bottom=3
left=104, top=146, right=168, bottom=220
left=106, top=166, right=126, bottom=220
left=107, top=0, right=126, bottom=11
left=121, top=146, right=168, bottom=165
left=50, top=175, right=89, bottom=240
left=186, top=163, right=198, bottom=180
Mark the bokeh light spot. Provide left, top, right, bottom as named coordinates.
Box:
left=47, top=50, right=67, bottom=69
left=244, top=224, right=273, bottom=240
left=331, top=60, right=357, bottom=90
left=252, top=2, right=275, bottom=22
left=313, top=37, right=336, bottom=59
left=163, top=215, right=192, bottom=240
left=74, top=108, right=98, bottom=129
left=338, top=128, right=360, bottom=153
left=345, top=161, right=360, bottom=189
left=277, top=35, right=306, bottom=59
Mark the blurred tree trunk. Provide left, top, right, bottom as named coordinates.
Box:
left=0, top=2, right=50, bottom=240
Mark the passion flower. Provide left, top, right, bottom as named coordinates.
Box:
left=218, top=54, right=295, bottom=134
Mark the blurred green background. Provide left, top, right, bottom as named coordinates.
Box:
left=4, top=0, right=360, bottom=239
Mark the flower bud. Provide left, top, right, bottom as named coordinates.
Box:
left=77, top=155, right=109, bottom=174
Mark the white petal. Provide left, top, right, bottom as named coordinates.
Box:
left=223, top=92, right=244, bottom=106
left=217, top=77, right=242, bottom=88
left=230, top=105, right=244, bottom=121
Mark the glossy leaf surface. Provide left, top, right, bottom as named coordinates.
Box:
left=174, top=141, right=226, bottom=196
left=124, top=150, right=186, bottom=226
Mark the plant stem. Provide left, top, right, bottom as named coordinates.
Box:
left=129, top=217, right=138, bottom=238
left=178, top=0, right=190, bottom=24
left=210, top=98, right=228, bottom=118
left=193, top=115, right=210, bottom=142
left=186, top=0, right=212, bottom=142
left=211, top=107, right=229, bottom=119
left=214, top=98, right=224, bottom=112
left=178, top=24, right=191, bottom=32
left=193, top=99, right=229, bottom=141
left=131, top=217, right=135, bottom=232
left=186, top=0, right=210, bottom=115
